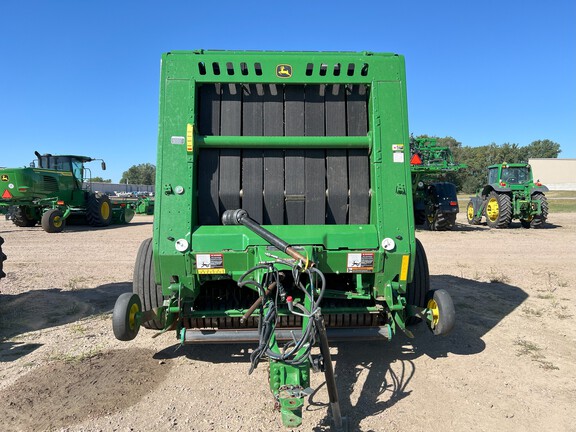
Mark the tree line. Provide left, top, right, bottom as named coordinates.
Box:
left=420, top=137, right=561, bottom=193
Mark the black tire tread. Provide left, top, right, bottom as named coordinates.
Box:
left=0, top=236, right=6, bottom=279
left=86, top=193, right=113, bottom=227
left=12, top=206, right=37, bottom=227
left=530, top=193, right=548, bottom=228
left=133, top=238, right=164, bottom=330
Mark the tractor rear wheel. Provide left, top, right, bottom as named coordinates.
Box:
left=86, top=192, right=113, bottom=227
left=41, top=209, right=65, bottom=233
left=133, top=238, right=164, bottom=330
left=425, top=289, right=455, bottom=336
left=12, top=206, right=37, bottom=227
left=530, top=193, right=548, bottom=228
left=427, top=210, right=456, bottom=231
left=485, top=191, right=512, bottom=229
left=112, top=292, right=142, bottom=341
left=0, top=236, right=6, bottom=279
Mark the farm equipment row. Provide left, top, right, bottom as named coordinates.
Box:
left=111, top=50, right=456, bottom=429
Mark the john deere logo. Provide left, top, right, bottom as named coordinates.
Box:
left=1, top=174, right=8, bottom=181
left=276, top=64, right=292, bottom=78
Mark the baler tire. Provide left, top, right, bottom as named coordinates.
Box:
left=530, top=193, right=548, bottom=228
left=112, top=292, right=142, bottom=341
left=426, top=289, right=455, bottom=336
left=12, top=206, right=37, bottom=227
left=486, top=191, right=512, bottom=229
left=86, top=192, right=113, bottom=227
left=406, top=238, right=430, bottom=325
left=0, top=236, right=6, bottom=279
left=41, top=209, right=65, bottom=233
left=133, top=238, right=164, bottom=330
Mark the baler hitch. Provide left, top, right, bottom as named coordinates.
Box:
left=222, top=209, right=347, bottom=430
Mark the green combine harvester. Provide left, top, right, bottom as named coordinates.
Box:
left=410, top=137, right=466, bottom=230
left=0, top=152, right=135, bottom=232
left=112, top=50, right=455, bottom=429
left=467, top=162, right=548, bottom=228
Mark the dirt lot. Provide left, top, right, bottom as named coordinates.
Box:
left=0, top=213, right=575, bottom=432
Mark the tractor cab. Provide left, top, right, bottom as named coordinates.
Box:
left=488, top=163, right=533, bottom=188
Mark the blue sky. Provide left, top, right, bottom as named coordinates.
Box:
left=1, top=0, right=574, bottom=182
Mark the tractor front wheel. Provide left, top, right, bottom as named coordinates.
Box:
left=41, top=209, right=65, bottom=233
left=112, top=292, right=142, bottom=341
left=485, top=191, right=512, bottom=229
left=466, top=201, right=481, bottom=225
left=426, top=289, right=455, bottom=336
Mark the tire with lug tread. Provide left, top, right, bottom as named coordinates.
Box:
left=466, top=201, right=481, bottom=225
left=133, top=237, right=164, bottom=330
left=406, top=238, right=430, bottom=325
left=41, top=208, right=65, bottom=233
left=426, top=289, right=455, bottom=336
left=0, top=236, right=6, bottom=279
left=485, top=191, right=512, bottom=229
left=12, top=206, right=37, bottom=227
left=112, top=292, right=142, bottom=341
left=86, top=192, right=113, bottom=227
left=530, top=192, right=548, bottom=228
left=414, top=209, right=426, bottom=226
left=428, top=210, right=456, bottom=231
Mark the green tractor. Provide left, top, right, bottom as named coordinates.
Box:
left=410, top=137, right=466, bottom=230
left=466, top=162, right=548, bottom=228
left=0, top=152, right=135, bottom=233
left=112, top=50, right=456, bottom=429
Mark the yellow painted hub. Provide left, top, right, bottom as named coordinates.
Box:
left=128, top=303, right=139, bottom=330
left=486, top=197, right=500, bottom=222
left=53, top=216, right=62, bottom=228
left=427, top=298, right=440, bottom=327
left=101, top=202, right=111, bottom=220
left=467, top=203, right=474, bottom=220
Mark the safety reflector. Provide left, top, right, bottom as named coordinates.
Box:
left=2, top=190, right=12, bottom=199
left=400, top=255, right=410, bottom=281
left=450, top=201, right=458, bottom=206
left=410, top=154, right=422, bottom=165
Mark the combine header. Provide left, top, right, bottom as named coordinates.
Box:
left=112, top=50, right=455, bottom=429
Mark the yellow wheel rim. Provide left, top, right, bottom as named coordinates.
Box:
left=128, top=303, right=139, bottom=330
left=53, top=216, right=62, bottom=228
left=486, top=197, right=499, bottom=222
left=101, top=202, right=110, bottom=220
left=467, top=203, right=474, bottom=220
left=427, top=298, right=440, bottom=327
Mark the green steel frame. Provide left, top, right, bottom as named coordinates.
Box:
left=149, top=50, right=419, bottom=427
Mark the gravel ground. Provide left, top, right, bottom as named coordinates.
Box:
left=0, top=213, right=575, bottom=431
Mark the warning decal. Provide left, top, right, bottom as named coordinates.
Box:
left=196, top=253, right=225, bottom=274
left=347, top=253, right=375, bottom=273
